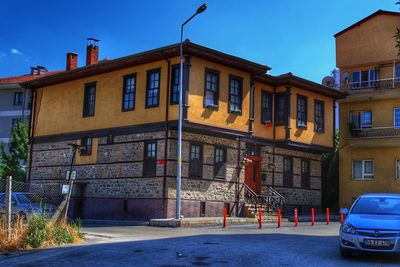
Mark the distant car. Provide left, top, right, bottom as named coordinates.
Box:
left=0, top=192, right=57, bottom=221
left=339, top=193, right=400, bottom=257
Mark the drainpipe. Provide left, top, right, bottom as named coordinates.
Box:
left=249, top=75, right=255, bottom=134
left=272, top=86, right=277, bottom=187
left=332, top=99, right=336, bottom=152
left=162, top=54, right=171, bottom=218
left=27, top=88, right=37, bottom=183
left=236, top=137, right=241, bottom=217
left=285, top=85, right=291, bottom=140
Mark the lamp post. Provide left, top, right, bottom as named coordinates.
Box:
left=177, top=3, right=207, bottom=220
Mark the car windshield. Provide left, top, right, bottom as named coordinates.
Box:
left=16, top=193, right=43, bottom=204
left=352, top=197, right=400, bottom=215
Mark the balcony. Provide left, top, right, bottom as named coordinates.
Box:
left=347, top=126, right=400, bottom=148
left=349, top=126, right=400, bottom=138
left=341, top=78, right=400, bottom=93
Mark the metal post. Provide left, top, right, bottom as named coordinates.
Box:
left=64, top=144, right=78, bottom=220
left=6, top=176, right=12, bottom=241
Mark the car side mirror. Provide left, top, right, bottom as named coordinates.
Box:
left=340, top=208, right=349, bottom=215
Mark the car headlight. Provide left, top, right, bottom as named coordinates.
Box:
left=342, top=223, right=356, bottom=234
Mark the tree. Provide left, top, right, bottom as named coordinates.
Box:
left=0, top=121, right=29, bottom=181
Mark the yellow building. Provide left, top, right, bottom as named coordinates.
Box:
left=24, top=40, right=343, bottom=220
left=337, top=10, right=400, bottom=208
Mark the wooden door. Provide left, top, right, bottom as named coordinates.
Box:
left=245, top=156, right=261, bottom=194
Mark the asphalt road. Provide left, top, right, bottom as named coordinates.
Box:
left=1, top=222, right=399, bottom=266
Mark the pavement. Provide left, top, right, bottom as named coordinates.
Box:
left=1, top=222, right=399, bottom=266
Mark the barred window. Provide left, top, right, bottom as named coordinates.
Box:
left=261, top=91, right=273, bottom=124
left=297, top=95, right=307, bottom=128
left=122, top=74, right=136, bottom=111
left=146, top=69, right=160, bottom=108
left=189, top=143, right=203, bottom=177
left=204, top=70, right=219, bottom=107
left=170, top=65, right=180, bottom=104
left=143, top=141, right=157, bottom=176
left=80, top=137, right=93, bottom=156
left=301, top=159, right=310, bottom=188
left=214, top=147, right=226, bottom=179
left=314, top=100, right=325, bottom=133
left=229, top=76, right=242, bottom=113
left=283, top=157, right=293, bottom=187
left=83, top=83, right=96, bottom=117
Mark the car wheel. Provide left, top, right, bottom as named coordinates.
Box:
left=340, top=247, right=352, bottom=258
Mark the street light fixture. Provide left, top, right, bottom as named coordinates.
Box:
left=177, top=3, right=207, bottom=220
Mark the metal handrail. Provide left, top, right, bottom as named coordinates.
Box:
left=341, top=77, right=400, bottom=92
left=349, top=125, right=400, bottom=138
left=244, top=184, right=284, bottom=213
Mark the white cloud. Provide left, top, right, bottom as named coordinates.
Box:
left=11, top=48, right=23, bottom=55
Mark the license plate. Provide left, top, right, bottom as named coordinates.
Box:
left=364, top=239, right=391, bottom=247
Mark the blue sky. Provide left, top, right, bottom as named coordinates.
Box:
left=0, top=0, right=397, bottom=82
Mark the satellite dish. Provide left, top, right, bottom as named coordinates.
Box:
left=322, top=76, right=335, bottom=87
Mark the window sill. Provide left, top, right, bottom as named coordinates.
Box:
left=297, top=125, right=307, bottom=129
left=122, top=108, right=135, bottom=112
left=229, top=110, right=242, bottom=115
left=205, top=105, right=219, bottom=111
left=351, top=178, right=374, bottom=181
left=214, top=177, right=226, bottom=181
left=314, top=129, right=325, bottom=134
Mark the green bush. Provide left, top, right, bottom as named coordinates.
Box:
left=23, top=214, right=50, bottom=248
left=51, top=226, right=73, bottom=244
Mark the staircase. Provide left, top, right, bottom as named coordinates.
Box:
left=243, top=184, right=285, bottom=222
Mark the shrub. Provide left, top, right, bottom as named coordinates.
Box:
left=51, top=225, right=73, bottom=244
left=23, top=214, right=50, bottom=248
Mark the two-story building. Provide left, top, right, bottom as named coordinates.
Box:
left=23, top=40, right=343, bottom=220
left=336, top=10, right=400, bottom=208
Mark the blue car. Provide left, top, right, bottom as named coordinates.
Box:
left=339, top=193, right=400, bottom=257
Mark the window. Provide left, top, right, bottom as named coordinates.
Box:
left=350, top=111, right=372, bottom=129
left=228, top=76, right=242, bottom=113
left=352, top=70, right=379, bottom=89
left=297, top=95, right=307, bottom=128
left=146, top=69, right=160, bottom=108
left=352, top=160, right=374, bottom=180
left=274, top=93, right=285, bottom=125
left=189, top=143, right=203, bottom=177
left=122, top=74, right=136, bottom=111
left=301, top=159, right=310, bottom=188
left=170, top=65, right=180, bottom=105
left=245, top=143, right=260, bottom=156
left=261, top=91, right=273, bottom=124
left=13, top=92, right=23, bottom=105
left=11, top=119, right=20, bottom=129
left=204, top=70, right=219, bottom=108
left=397, top=159, right=400, bottom=180
left=200, top=202, right=206, bottom=217
left=80, top=137, right=93, bottom=156
left=395, top=108, right=400, bottom=129
left=143, top=141, right=157, bottom=176
left=83, top=83, right=96, bottom=117
left=283, top=157, right=293, bottom=187
left=314, top=100, right=325, bottom=133
left=214, top=147, right=226, bottom=179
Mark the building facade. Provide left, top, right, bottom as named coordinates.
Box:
left=337, top=10, right=400, bottom=208
left=24, top=40, right=343, bottom=220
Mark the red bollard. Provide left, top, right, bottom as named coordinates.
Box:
left=277, top=208, right=281, bottom=228
left=311, top=208, right=315, bottom=226
left=223, top=207, right=227, bottom=228
left=326, top=208, right=330, bottom=225
left=339, top=208, right=344, bottom=224
left=258, top=208, right=262, bottom=229
left=294, top=208, right=299, bottom=227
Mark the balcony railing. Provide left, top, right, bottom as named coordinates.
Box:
left=341, top=78, right=400, bottom=93
left=349, top=126, right=400, bottom=138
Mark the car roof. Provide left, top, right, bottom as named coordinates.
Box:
left=360, top=193, right=400, bottom=198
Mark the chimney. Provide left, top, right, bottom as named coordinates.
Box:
left=66, top=52, right=78, bottom=70
left=37, top=66, right=48, bottom=74
left=30, top=67, right=38, bottom=75
left=86, top=38, right=100, bottom=66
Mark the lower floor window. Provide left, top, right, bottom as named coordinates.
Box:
left=352, top=160, right=374, bottom=180
left=80, top=137, right=93, bottom=156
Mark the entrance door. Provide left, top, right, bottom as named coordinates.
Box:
left=245, top=156, right=261, bottom=194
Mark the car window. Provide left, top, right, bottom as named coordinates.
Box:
left=16, top=193, right=42, bottom=203
left=352, top=197, right=400, bottom=215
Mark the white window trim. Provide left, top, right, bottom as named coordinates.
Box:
left=394, top=108, right=400, bottom=129
left=352, top=159, right=374, bottom=180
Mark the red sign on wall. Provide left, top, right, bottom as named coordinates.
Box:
left=157, top=159, right=165, bottom=165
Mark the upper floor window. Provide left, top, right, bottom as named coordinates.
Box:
left=352, top=160, right=374, bottom=180
left=228, top=76, right=242, bottom=114
left=122, top=74, right=136, bottom=111
left=13, top=92, right=23, bottom=105
left=350, top=111, right=371, bottom=129
left=352, top=69, right=378, bottom=88
left=143, top=141, right=157, bottom=176
left=297, top=95, right=307, bottom=128
left=146, top=69, right=160, bottom=108
left=83, top=83, right=96, bottom=117
left=170, top=65, right=180, bottom=105
left=80, top=137, right=93, bottom=156
left=189, top=143, right=203, bottom=177
left=204, top=69, right=219, bottom=108
left=314, top=100, right=325, bottom=133
left=214, top=147, right=226, bottom=179
left=395, top=108, right=400, bottom=129
left=261, top=91, right=273, bottom=124
left=301, top=159, right=310, bottom=188
left=274, top=93, right=285, bottom=125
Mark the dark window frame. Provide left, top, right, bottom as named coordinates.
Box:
left=314, top=100, right=325, bottom=133
left=122, top=73, right=136, bottom=112
left=83, top=82, right=97, bottom=117
left=214, top=146, right=227, bottom=179
left=170, top=64, right=180, bottom=105
left=261, top=90, right=273, bottom=124
left=13, top=92, right=23, bottom=106
left=283, top=157, right=293, bottom=187
left=80, top=137, right=93, bottom=156
left=228, top=75, right=243, bottom=114
left=297, top=95, right=308, bottom=128
left=145, top=68, right=161, bottom=109
left=189, top=143, right=203, bottom=178
left=143, top=141, right=157, bottom=177
left=245, top=143, right=260, bottom=156
left=204, top=68, right=220, bottom=109
left=301, top=159, right=310, bottom=188
left=274, top=93, right=285, bottom=125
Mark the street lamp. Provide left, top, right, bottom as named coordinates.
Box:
left=177, top=3, right=207, bottom=220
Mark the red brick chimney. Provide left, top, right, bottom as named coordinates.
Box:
left=66, top=52, right=78, bottom=70
left=86, top=38, right=99, bottom=66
